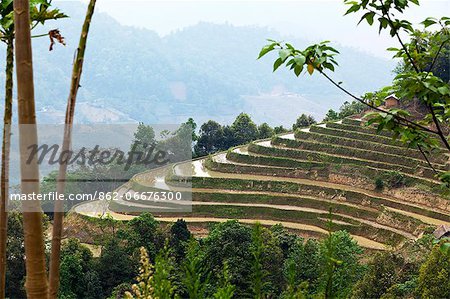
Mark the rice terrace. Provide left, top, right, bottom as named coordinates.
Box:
left=73, top=117, right=450, bottom=251
left=2, top=0, right=450, bottom=298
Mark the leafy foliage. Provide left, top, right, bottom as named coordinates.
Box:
left=97, top=238, right=135, bottom=297
left=320, top=230, right=365, bottom=298
left=182, top=240, right=209, bottom=299
left=258, top=40, right=339, bottom=76
left=258, top=123, right=275, bottom=139
left=59, top=239, right=101, bottom=299
left=323, top=101, right=368, bottom=122
left=292, top=114, right=316, bottom=130
left=213, top=262, right=235, bottom=299
left=259, top=0, right=450, bottom=189
left=416, top=242, right=450, bottom=298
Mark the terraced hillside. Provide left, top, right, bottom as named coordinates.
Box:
left=75, top=118, right=450, bottom=250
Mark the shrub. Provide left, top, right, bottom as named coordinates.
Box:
left=375, top=177, right=384, bottom=191
left=384, top=171, right=407, bottom=189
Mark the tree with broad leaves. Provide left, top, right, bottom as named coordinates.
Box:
left=258, top=0, right=450, bottom=187
left=259, top=0, right=450, bottom=254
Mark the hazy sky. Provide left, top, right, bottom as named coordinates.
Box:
left=67, top=0, right=448, bottom=58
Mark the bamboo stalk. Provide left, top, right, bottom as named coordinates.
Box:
left=14, top=0, right=48, bottom=298
left=48, top=1, right=97, bottom=298
left=0, top=36, right=14, bottom=299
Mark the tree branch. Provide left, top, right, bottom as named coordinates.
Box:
left=30, top=32, right=48, bottom=39
left=318, top=70, right=439, bottom=135
left=428, top=103, right=450, bottom=151
left=417, top=144, right=438, bottom=174
left=379, top=0, right=421, bottom=73
left=426, top=38, right=448, bottom=78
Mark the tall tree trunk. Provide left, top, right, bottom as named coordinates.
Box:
left=0, top=37, right=14, bottom=299
left=14, top=0, right=48, bottom=298
left=48, top=1, right=97, bottom=298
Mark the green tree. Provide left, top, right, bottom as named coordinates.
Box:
left=203, top=220, right=253, bottom=297
left=222, top=125, right=237, bottom=150
left=185, top=117, right=198, bottom=142
left=274, top=125, right=289, bottom=134
left=4, top=212, right=49, bottom=298
left=213, top=262, right=235, bottom=299
left=58, top=239, right=101, bottom=299
left=170, top=219, right=191, bottom=261
left=153, top=244, right=177, bottom=298
left=182, top=240, right=209, bottom=299
left=194, top=120, right=224, bottom=156
left=292, top=114, right=316, bottom=131
left=395, top=29, right=450, bottom=83
left=282, top=258, right=307, bottom=299
left=97, top=238, right=134, bottom=297
left=319, top=231, right=364, bottom=298
left=133, top=122, right=156, bottom=148
left=323, top=109, right=340, bottom=122
left=231, top=113, right=259, bottom=145
left=120, top=213, right=160, bottom=259
left=258, top=123, right=275, bottom=139
left=351, top=253, right=406, bottom=299
left=271, top=224, right=299, bottom=259
left=416, top=243, right=450, bottom=298
left=284, top=239, right=321, bottom=295
left=338, top=101, right=367, bottom=119
left=4, top=212, right=26, bottom=299
left=250, top=223, right=268, bottom=298
left=259, top=226, right=284, bottom=296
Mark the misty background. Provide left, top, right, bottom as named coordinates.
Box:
left=0, top=0, right=447, bottom=126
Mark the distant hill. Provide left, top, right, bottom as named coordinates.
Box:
left=0, top=2, right=394, bottom=126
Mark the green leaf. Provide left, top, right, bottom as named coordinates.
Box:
left=1, top=0, right=13, bottom=10
left=293, top=54, right=306, bottom=66
left=294, top=64, right=304, bottom=77
left=279, top=48, right=291, bottom=61
left=286, top=58, right=295, bottom=67
left=378, top=17, right=389, bottom=33
left=344, top=4, right=360, bottom=15
left=440, top=242, right=450, bottom=255
left=258, top=44, right=275, bottom=59
left=437, top=86, right=449, bottom=95
left=421, top=18, right=437, bottom=28
left=358, top=12, right=375, bottom=26
left=273, top=58, right=283, bottom=72
left=323, top=62, right=335, bottom=72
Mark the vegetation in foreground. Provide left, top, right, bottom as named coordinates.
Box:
left=5, top=212, right=449, bottom=298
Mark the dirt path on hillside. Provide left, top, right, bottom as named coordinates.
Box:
left=118, top=157, right=449, bottom=226
left=73, top=201, right=385, bottom=250
left=184, top=158, right=448, bottom=216
left=245, top=141, right=441, bottom=184
left=108, top=193, right=416, bottom=239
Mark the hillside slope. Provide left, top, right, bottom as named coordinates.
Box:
left=75, top=118, right=450, bottom=250
left=0, top=2, right=394, bottom=126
